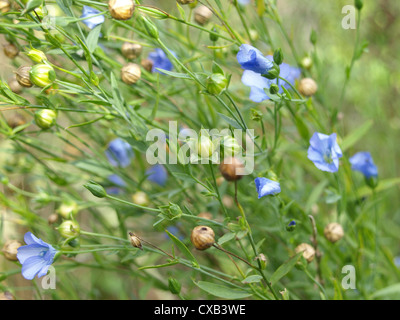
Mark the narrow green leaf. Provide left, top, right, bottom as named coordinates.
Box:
left=87, top=25, right=102, bottom=53
left=270, top=252, right=303, bottom=286
left=138, top=261, right=179, bottom=270
left=195, top=281, right=253, bottom=299
left=165, top=230, right=199, bottom=268
left=341, top=120, right=373, bottom=151
left=241, top=275, right=262, bottom=284
left=217, top=112, right=242, bottom=129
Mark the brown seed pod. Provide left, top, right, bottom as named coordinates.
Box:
left=3, top=43, right=19, bottom=59
left=121, top=63, right=141, bottom=84
left=15, top=66, right=33, bottom=88
left=141, top=58, right=154, bottom=72
left=121, top=42, right=143, bottom=60
left=0, top=0, right=10, bottom=13
left=8, top=76, right=23, bottom=93
left=324, top=222, right=344, bottom=243
left=219, top=157, right=245, bottom=181
left=190, top=226, right=215, bottom=250
left=298, top=78, right=318, bottom=97
left=295, top=243, right=315, bottom=263
left=2, top=240, right=22, bottom=261
left=7, top=113, right=26, bottom=129
left=194, top=5, right=213, bottom=26
left=129, top=232, right=142, bottom=250
left=108, top=0, right=135, bottom=20
left=48, top=213, right=59, bottom=225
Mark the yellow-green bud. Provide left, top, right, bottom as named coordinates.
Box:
left=141, top=15, right=159, bottom=39
left=0, top=0, right=10, bottom=13
left=206, top=73, right=228, bottom=95
left=221, top=136, right=241, bottom=157
left=29, top=63, right=56, bottom=87
left=58, top=201, right=79, bottom=219
left=34, top=109, right=57, bottom=129
left=300, top=56, right=313, bottom=70
left=188, top=135, right=216, bottom=159
left=84, top=180, right=107, bottom=198
left=58, top=220, right=80, bottom=238
left=15, top=66, right=33, bottom=88
left=108, top=0, right=135, bottom=20
left=27, top=48, right=47, bottom=63
left=168, top=277, right=181, bottom=295
left=132, top=191, right=149, bottom=206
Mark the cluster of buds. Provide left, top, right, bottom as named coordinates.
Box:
left=121, top=63, right=141, bottom=85
left=108, top=0, right=135, bottom=20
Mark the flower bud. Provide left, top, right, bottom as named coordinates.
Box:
left=209, top=26, right=219, bottom=42
left=84, top=180, right=107, bottom=198
left=273, top=48, right=284, bottom=65
left=132, top=191, right=149, bottom=206
left=141, top=15, right=159, bottom=39
left=27, top=47, right=47, bottom=63
left=295, top=243, right=315, bottom=263
left=129, top=232, right=142, bottom=250
left=58, top=220, right=80, bottom=238
left=7, top=113, right=26, bottom=129
left=108, top=0, right=135, bottom=20
left=168, top=277, right=181, bottom=295
left=29, top=63, right=56, bottom=87
left=188, top=134, right=216, bottom=159
left=324, top=222, right=344, bottom=243
left=8, top=76, right=23, bottom=93
left=34, top=109, right=57, bottom=129
left=298, top=78, right=318, bottom=97
left=221, top=136, right=241, bottom=157
left=141, top=59, right=154, bottom=72
left=300, top=56, right=313, bottom=70
left=191, top=225, right=215, bottom=250
left=15, top=66, right=33, bottom=88
left=262, top=65, right=280, bottom=80
left=121, top=42, right=142, bottom=60
left=206, top=73, right=228, bottom=95
left=269, top=83, right=279, bottom=95
left=194, top=5, right=213, bottom=26
left=3, top=43, right=19, bottom=59
left=121, top=63, right=141, bottom=85
left=58, top=200, right=78, bottom=219
left=286, top=220, right=296, bottom=232
left=176, top=0, right=194, bottom=4
left=0, top=0, right=10, bottom=13
left=355, top=0, right=363, bottom=10
left=2, top=240, right=22, bottom=261
left=219, top=157, right=245, bottom=181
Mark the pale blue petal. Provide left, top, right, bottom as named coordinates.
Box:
left=21, top=256, right=48, bottom=280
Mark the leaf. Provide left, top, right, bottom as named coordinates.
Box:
left=353, top=178, right=400, bottom=199
left=195, top=281, right=253, bottom=299
left=270, top=252, right=303, bottom=286
left=86, top=25, right=102, bottom=53
left=138, top=261, right=179, bottom=270
left=212, top=62, right=224, bottom=75
left=217, top=113, right=242, bottom=129
left=241, top=275, right=262, bottom=284
left=165, top=230, right=199, bottom=268
left=370, top=283, right=400, bottom=299
left=176, top=2, right=186, bottom=20
left=217, top=232, right=235, bottom=245
left=154, top=69, right=192, bottom=79
left=341, top=120, right=373, bottom=151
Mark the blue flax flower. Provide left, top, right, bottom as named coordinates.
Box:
left=80, top=6, right=105, bottom=30
left=349, top=152, right=378, bottom=178
left=148, top=49, right=175, bottom=74
left=237, top=44, right=274, bottom=74
left=105, top=138, right=134, bottom=167
left=146, top=164, right=168, bottom=186
left=17, top=232, right=57, bottom=280
left=241, top=56, right=301, bottom=102
left=106, top=174, right=126, bottom=195
left=307, top=132, right=343, bottom=173
left=255, top=177, right=281, bottom=199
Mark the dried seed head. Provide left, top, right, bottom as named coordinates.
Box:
left=2, top=240, right=22, bottom=261
left=219, top=157, right=245, bottom=181
left=121, top=42, right=143, bottom=60
left=7, top=113, right=26, bottom=129
left=129, top=232, right=142, bottom=250
left=0, top=0, right=10, bottom=13
left=108, top=0, right=135, bottom=20
left=3, top=43, right=19, bottom=59
left=295, top=243, right=315, bottom=263
left=48, top=213, right=59, bottom=225
left=190, top=226, right=215, bottom=250
left=15, top=66, right=33, bottom=88
left=194, top=5, right=212, bottom=26
left=298, top=78, right=318, bottom=97
left=141, top=58, right=154, bottom=72
left=324, top=222, right=344, bottom=243
left=121, top=63, right=141, bottom=84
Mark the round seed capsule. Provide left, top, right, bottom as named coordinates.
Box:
left=141, top=58, right=154, bottom=72
left=121, top=42, right=143, bottom=60
left=108, top=0, right=135, bottom=20
left=15, top=66, right=33, bottom=88
left=298, top=78, right=318, bottom=97
left=295, top=243, right=315, bottom=263
left=3, top=43, right=19, bottom=59
left=190, top=226, right=215, bottom=250
left=194, top=5, right=213, bottom=26
left=324, top=222, right=344, bottom=243
left=2, top=240, right=22, bottom=261
left=121, top=63, right=141, bottom=85
left=219, top=157, right=245, bottom=181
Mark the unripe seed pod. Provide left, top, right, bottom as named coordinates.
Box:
left=301, top=56, right=313, bottom=70
left=0, top=0, right=10, bottom=13
left=121, top=63, right=141, bottom=84
left=2, top=240, right=22, bottom=261
left=3, top=43, right=19, bottom=59
left=29, top=63, right=56, bottom=87
left=324, top=222, right=344, bottom=243
left=191, top=226, right=215, bottom=250
left=129, top=232, right=142, bottom=250
left=121, top=42, right=142, bottom=60
left=15, top=66, right=33, bottom=88
left=219, top=157, right=245, bottom=181
left=108, top=0, right=135, bottom=20
left=141, top=59, right=154, bottom=72
left=132, top=191, right=149, bottom=206
left=298, top=78, right=318, bottom=97
left=295, top=243, right=315, bottom=263
left=176, top=0, right=194, bottom=4
left=34, top=109, right=57, bottom=129
left=58, top=201, right=78, bottom=219
left=194, top=5, right=212, bottom=26
left=58, top=220, right=81, bottom=238
left=168, top=277, right=181, bottom=294
left=206, top=73, right=228, bottom=95
left=7, top=113, right=26, bottom=129
left=27, top=48, right=47, bottom=63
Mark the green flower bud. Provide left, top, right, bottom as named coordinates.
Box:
left=269, top=83, right=280, bottom=95
left=84, top=180, right=107, bottom=198
left=168, top=277, right=181, bottom=295
left=273, top=48, right=284, bottom=65
left=262, top=65, right=280, bottom=80
left=209, top=26, right=219, bottom=42
left=365, top=175, right=378, bottom=189
left=58, top=200, right=79, bottom=219
left=29, top=63, right=56, bottom=87
left=221, top=136, right=241, bottom=157
left=58, top=220, right=80, bottom=238
left=34, top=109, right=57, bottom=129
left=286, top=220, right=296, bottom=232
left=310, top=29, right=317, bottom=45
left=188, top=135, right=216, bottom=159
left=141, top=16, right=159, bottom=39
left=300, top=56, right=313, bottom=70
left=206, top=73, right=228, bottom=95
left=355, top=0, right=363, bottom=10
left=250, top=108, right=262, bottom=121
left=27, top=48, right=47, bottom=63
